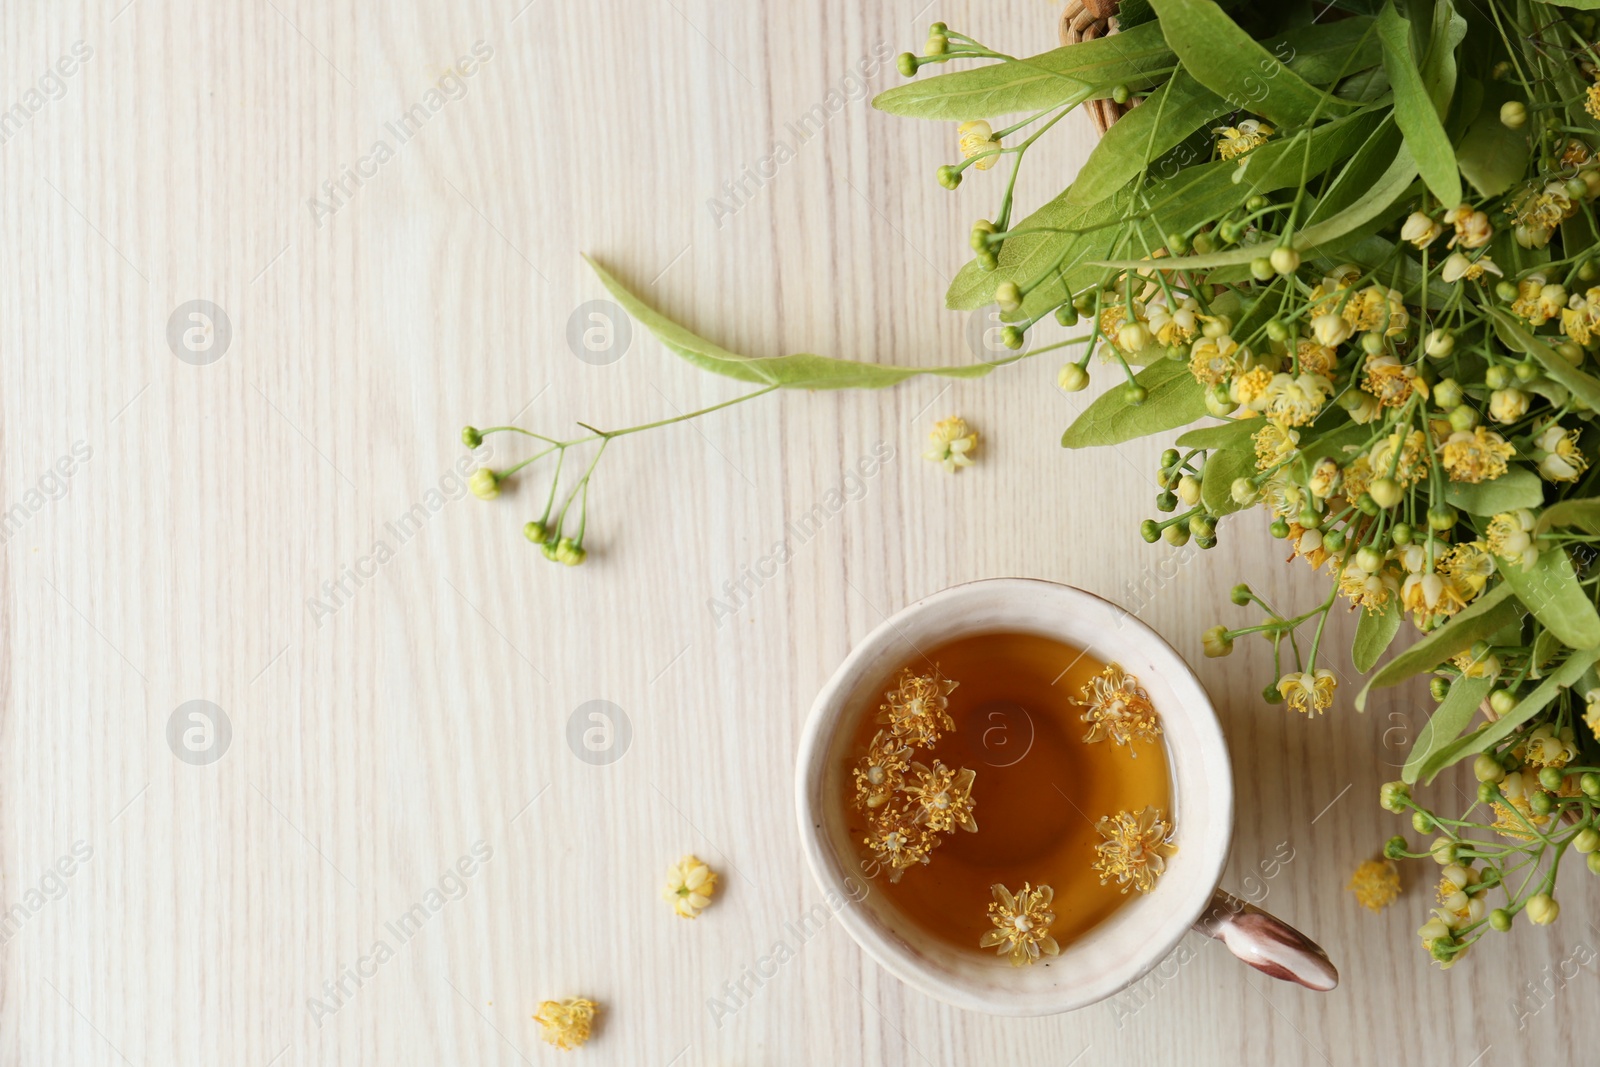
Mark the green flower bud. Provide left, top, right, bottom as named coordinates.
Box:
left=1490, top=908, right=1513, bottom=932
left=1383, top=835, right=1408, bottom=860
left=1356, top=493, right=1381, bottom=516
left=1125, top=383, right=1148, bottom=405
left=1192, top=231, right=1216, bottom=254
left=1230, top=583, right=1252, bottom=606
left=1202, top=624, right=1234, bottom=658
left=1427, top=505, right=1457, bottom=531
left=1055, top=304, right=1079, bottom=327
left=1111, top=84, right=1131, bottom=105
left=1514, top=360, right=1539, bottom=382
left=1414, top=810, right=1436, bottom=834
left=1166, top=232, right=1188, bottom=255
left=1262, top=683, right=1284, bottom=704
left=896, top=52, right=918, bottom=77
left=1379, top=781, right=1411, bottom=813
left=1477, top=779, right=1502, bottom=805
left=1527, top=892, right=1560, bottom=925
left=523, top=520, right=550, bottom=545
left=461, top=426, right=484, bottom=448
left=1156, top=490, right=1178, bottom=512
left=1500, top=100, right=1528, bottom=128
left=1369, top=477, right=1403, bottom=509
left=1162, top=523, right=1189, bottom=547
left=1474, top=753, right=1506, bottom=783
left=1568, top=177, right=1591, bottom=201
left=1583, top=772, right=1600, bottom=799
left=1177, top=475, right=1202, bottom=506
left=1218, top=220, right=1243, bottom=245
left=1058, top=362, right=1089, bottom=391
left=1557, top=341, right=1584, bottom=367
left=924, top=33, right=948, bottom=56
left=995, top=281, right=1022, bottom=312
left=1575, top=828, right=1600, bottom=854
left=1265, top=319, right=1290, bottom=342
left=1361, top=331, right=1385, bottom=355
left=1485, top=364, right=1511, bottom=389
left=1140, top=519, right=1161, bottom=543
left=1189, top=514, right=1215, bottom=539
left=1269, top=517, right=1290, bottom=538
left=1249, top=257, right=1273, bottom=282
left=1001, top=325, right=1024, bottom=349
left=554, top=537, right=587, bottom=567
left=936, top=164, right=961, bottom=189
left=1495, top=280, right=1519, bottom=302
left=929, top=21, right=947, bottom=32
left=1391, top=522, right=1414, bottom=545
left=1196, top=534, right=1218, bottom=549
left=1159, top=448, right=1180, bottom=468
left=1590, top=852, right=1600, bottom=876
left=1270, top=246, right=1301, bottom=275
left=977, top=249, right=999, bottom=271
left=1355, top=546, right=1383, bottom=572
left=468, top=468, right=501, bottom=500
left=540, top=541, right=559, bottom=560
left=1429, top=837, right=1457, bottom=865
left=1230, top=477, right=1257, bottom=506
left=1447, top=405, right=1479, bottom=432
left=1531, top=790, right=1555, bottom=816
left=1433, top=378, right=1463, bottom=409
left=1489, top=689, right=1518, bottom=716
left=1581, top=260, right=1599, bottom=283
left=1539, top=766, right=1564, bottom=791
left=1322, top=528, right=1346, bottom=552
left=1429, top=676, right=1449, bottom=702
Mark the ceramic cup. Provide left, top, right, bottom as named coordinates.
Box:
left=795, top=578, right=1337, bottom=1016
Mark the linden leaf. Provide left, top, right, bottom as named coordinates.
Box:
left=1060, top=360, right=1206, bottom=449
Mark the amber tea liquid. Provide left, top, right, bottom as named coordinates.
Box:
left=847, top=631, right=1173, bottom=955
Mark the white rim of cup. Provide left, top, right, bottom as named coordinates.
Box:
left=794, top=577, right=1234, bottom=1016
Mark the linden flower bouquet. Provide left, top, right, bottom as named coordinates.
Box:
left=464, top=0, right=1600, bottom=970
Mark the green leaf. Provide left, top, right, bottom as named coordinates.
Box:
left=871, top=22, right=1174, bottom=121
left=1061, top=359, right=1206, bottom=449
left=1175, top=419, right=1256, bottom=450
left=1401, top=675, right=1493, bottom=785
left=1066, top=70, right=1230, bottom=206
left=1356, top=583, right=1520, bottom=709
left=1146, top=0, right=1356, bottom=126
left=585, top=256, right=999, bottom=390
left=1279, top=17, right=1383, bottom=85
left=1534, top=0, right=1600, bottom=8
left=1489, top=310, right=1600, bottom=412
left=1443, top=467, right=1545, bottom=516
left=1200, top=445, right=1257, bottom=516
left=1497, top=545, right=1600, bottom=650
left=1354, top=597, right=1403, bottom=673
left=1456, top=83, right=1531, bottom=199
left=1537, top=497, right=1600, bottom=536
left=1420, top=651, right=1600, bottom=783
left=1376, top=1, right=1461, bottom=206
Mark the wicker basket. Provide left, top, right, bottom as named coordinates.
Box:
left=1061, top=0, right=1128, bottom=135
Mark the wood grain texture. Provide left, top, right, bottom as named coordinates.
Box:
left=0, top=1, right=1587, bottom=1063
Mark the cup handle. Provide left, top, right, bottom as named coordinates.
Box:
left=1193, top=888, right=1338, bottom=991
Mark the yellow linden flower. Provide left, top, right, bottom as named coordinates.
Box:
left=853, top=730, right=910, bottom=812
left=1533, top=424, right=1590, bottom=482
left=1340, top=454, right=1373, bottom=501
left=1440, top=251, right=1502, bottom=283
left=1188, top=334, right=1244, bottom=385
left=1075, top=663, right=1163, bottom=751
left=1451, top=647, right=1501, bottom=680
left=957, top=119, right=1001, bottom=170
left=1516, top=724, right=1580, bottom=769
left=1585, top=690, right=1600, bottom=743
left=862, top=804, right=940, bottom=882
left=1512, top=181, right=1577, bottom=248
left=1262, top=372, right=1333, bottom=427
left=1439, top=540, right=1495, bottom=600
left=1487, top=509, right=1539, bottom=569
left=1260, top=469, right=1307, bottom=520
left=1252, top=425, right=1300, bottom=472
left=1213, top=119, right=1273, bottom=162
left=534, top=997, right=599, bottom=1051
left=1369, top=429, right=1431, bottom=488
left=1510, top=274, right=1567, bottom=326
left=1491, top=775, right=1550, bottom=840
left=924, top=416, right=978, bottom=473
left=1444, top=203, right=1494, bottom=249
left=1348, top=859, right=1401, bottom=912
left=1587, top=82, right=1600, bottom=121
left=1233, top=364, right=1275, bottom=416
left=1434, top=864, right=1485, bottom=927
left=980, top=882, right=1061, bottom=966
left=1342, top=285, right=1409, bottom=335
left=1289, top=524, right=1335, bottom=569
left=1092, top=806, right=1177, bottom=893
left=1277, top=668, right=1336, bottom=715
left=1295, top=338, right=1339, bottom=377
left=1438, top=427, right=1514, bottom=483
left=663, top=854, right=718, bottom=919
left=877, top=667, right=958, bottom=747
left=903, top=760, right=979, bottom=833
left=1335, top=556, right=1396, bottom=611
left=1361, top=354, right=1427, bottom=408
left=1146, top=293, right=1201, bottom=347
left=1562, top=287, right=1600, bottom=344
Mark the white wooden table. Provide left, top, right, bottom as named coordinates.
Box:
left=3, top=1, right=1586, bottom=1062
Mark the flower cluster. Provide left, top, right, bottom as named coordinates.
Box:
left=882, top=1, right=1600, bottom=969
left=854, top=668, right=979, bottom=882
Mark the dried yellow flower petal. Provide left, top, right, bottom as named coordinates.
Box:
left=1347, top=858, right=1401, bottom=912
left=534, top=997, right=598, bottom=1051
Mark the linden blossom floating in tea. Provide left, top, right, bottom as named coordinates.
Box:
left=845, top=632, right=1179, bottom=965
